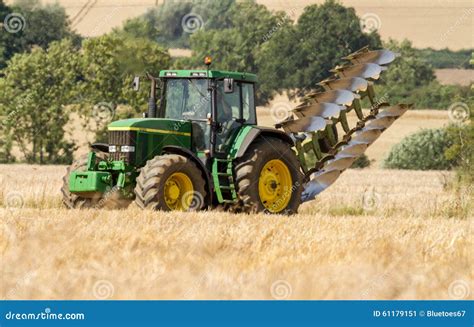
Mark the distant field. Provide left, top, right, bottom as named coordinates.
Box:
left=5, top=0, right=472, bottom=50
left=435, top=69, right=474, bottom=86
left=1, top=165, right=471, bottom=300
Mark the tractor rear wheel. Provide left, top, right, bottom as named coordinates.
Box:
left=134, top=154, right=207, bottom=211
left=61, top=153, right=104, bottom=209
left=234, top=137, right=303, bottom=214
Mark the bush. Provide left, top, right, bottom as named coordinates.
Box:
left=445, top=123, right=474, bottom=185
left=351, top=154, right=370, bottom=168
left=383, top=128, right=455, bottom=170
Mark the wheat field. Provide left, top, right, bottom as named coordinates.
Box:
left=1, top=164, right=472, bottom=300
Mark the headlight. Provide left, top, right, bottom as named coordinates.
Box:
left=109, top=145, right=117, bottom=153
left=120, top=145, right=135, bottom=152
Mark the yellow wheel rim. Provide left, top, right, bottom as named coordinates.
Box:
left=258, top=159, right=293, bottom=213
left=164, top=172, right=193, bottom=211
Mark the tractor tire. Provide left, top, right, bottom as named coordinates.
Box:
left=234, top=137, right=303, bottom=214
left=134, top=154, right=207, bottom=211
left=61, top=153, right=105, bottom=209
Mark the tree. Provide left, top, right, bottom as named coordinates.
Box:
left=185, top=0, right=381, bottom=104
left=184, top=0, right=291, bottom=104
left=115, top=0, right=235, bottom=48
left=258, top=0, right=381, bottom=102
left=376, top=39, right=471, bottom=109
left=0, top=0, right=80, bottom=69
left=0, top=39, right=80, bottom=163
left=376, top=39, right=435, bottom=102
left=77, top=35, right=171, bottom=141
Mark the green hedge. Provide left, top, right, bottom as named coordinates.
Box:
left=383, top=128, right=455, bottom=170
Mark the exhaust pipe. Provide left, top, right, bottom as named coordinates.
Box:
left=147, top=74, right=157, bottom=118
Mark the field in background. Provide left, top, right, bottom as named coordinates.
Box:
left=435, top=69, right=474, bottom=86
left=5, top=0, right=472, bottom=50
left=1, top=165, right=471, bottom=300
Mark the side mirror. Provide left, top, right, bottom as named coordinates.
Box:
left=224, top=78, right=234, bottom=93
left=132, top=76, right=140, bottom=91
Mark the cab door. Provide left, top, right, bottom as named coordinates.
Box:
left=215, top=81, right=256, bottom=153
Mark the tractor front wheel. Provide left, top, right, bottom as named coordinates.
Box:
left=234, top=137, right=303, bottom=214
left=62, top=153, right=104, bottom=209
left=134, top=154, right=207, bottom=211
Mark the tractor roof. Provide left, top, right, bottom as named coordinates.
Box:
left=159, top=70, right=257, bottom=83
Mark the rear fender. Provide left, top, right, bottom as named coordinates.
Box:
left=231, top=126, right=294, bottom=159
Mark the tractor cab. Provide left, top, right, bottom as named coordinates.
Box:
left=156, top=69, right=258, bottom=156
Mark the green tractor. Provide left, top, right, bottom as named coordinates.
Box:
left=62, top=48, right=409, bottom=214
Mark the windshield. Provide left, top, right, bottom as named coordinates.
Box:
left=164, top=79, right=211, bottom=120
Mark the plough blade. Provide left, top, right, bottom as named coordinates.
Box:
left=301, top=170, right=340, bottom=201
left=322, top=156, right=357, bottom=171
left=364, top=116, right=396, bottom=130
left=334, top=63, right=386, bottom=80
left=318, top=77, right=368, bottom=93
left=351, top=129, right=382, bottom=144
left=279, top=116, right=328, bottom=133
left=343, top=49, right=398, bottom=66
left=376, top=104, right=410, bottom=118
left=293, top=102, right=344, bottom=118
left=337, top=142, right=367, bottom=157
left=305, top=89, right=358, bottom=106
